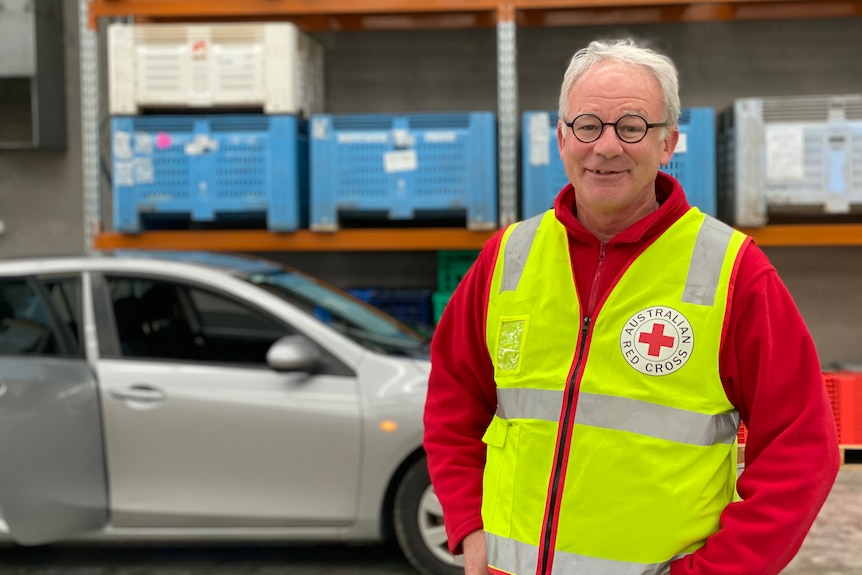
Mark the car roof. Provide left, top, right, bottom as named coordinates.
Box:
left=0, top=251, right=284, bottom=278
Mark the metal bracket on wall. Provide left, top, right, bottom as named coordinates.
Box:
left=497, top=16, right=518, bottom=228
left=79, top=0, right=101, bottom=254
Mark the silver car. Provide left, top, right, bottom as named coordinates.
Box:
left=0, top=251, right=460, bottom=575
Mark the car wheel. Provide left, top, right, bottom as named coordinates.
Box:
left=393, top=456, right=464, bottom=575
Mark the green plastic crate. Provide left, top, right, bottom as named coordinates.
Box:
left=432, top=291, right=454, bottom=324
left=437, top=250, right=479, bottom=293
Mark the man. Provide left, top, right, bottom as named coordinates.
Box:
left=423, top=38, right=840, bottom=575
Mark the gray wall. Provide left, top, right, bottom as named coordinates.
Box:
left=0, top=6, right=860, bottom=365
left=0, top=0, right=84, bottom=257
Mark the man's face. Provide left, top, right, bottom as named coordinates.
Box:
left=557, top=61, right=678, bottom=218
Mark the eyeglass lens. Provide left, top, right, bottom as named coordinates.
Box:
left=572, top=114, right=649, bottom=143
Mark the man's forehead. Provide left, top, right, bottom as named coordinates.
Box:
left=567, top=63, right=661, bottom=112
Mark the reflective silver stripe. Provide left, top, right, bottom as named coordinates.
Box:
left=683, top=216, right=735, bottom=306
left=576, top=392, right=739, bottom=446
left=496, top=387, right=562, bottom=421
left=553, top=546, right=676, bottom=575
left=496, top=388, right=738, bottom=446
left=486, top=531, right=539, bottom=575
left=501, top=214, right=544, bottom=293
left=487, top=532, right=677, bottom=575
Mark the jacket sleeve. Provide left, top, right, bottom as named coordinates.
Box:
left=672, top=241, right=841, bottom=575
left=423, top=232, right=504, bottom=555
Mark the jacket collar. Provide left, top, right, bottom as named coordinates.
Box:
left=552, top=171, right=692, bottom=246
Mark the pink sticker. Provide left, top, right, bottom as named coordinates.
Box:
left=156, top=132, right=172, bottom=149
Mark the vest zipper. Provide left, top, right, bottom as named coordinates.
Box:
left=587, top=242, right=607, bottom=317
left=538, top=315, right=591, bottom=575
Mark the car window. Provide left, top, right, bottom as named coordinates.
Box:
left=107, top=276, right=292, bottom=366
left=38, top=277, right=83, bottom=351
left=189, top=289, right=284, bottom=334
left=0, top=279, right=63, bottom=356
left=111, top=250, right=429, bottom=357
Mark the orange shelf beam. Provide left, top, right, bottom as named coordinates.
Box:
left=88, top=0, right=500, bottom=28
left=513, top=0, right=860, bottom=9
left=91, top=224, right=862, bottom=252
left=740, top=224, right=862, bottom=247
left=92, top=228, right=499, bottom=252
left=514, top=0, right=862, bottom=25
left=88, top=0, right=861, bottom=28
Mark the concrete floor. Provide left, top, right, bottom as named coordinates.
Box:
left=0, top=466, right=858, bottom=574
left=783, top=465, right=862, bottom=574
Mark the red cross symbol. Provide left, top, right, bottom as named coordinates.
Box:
left=638, top=322, right=675, bottom=357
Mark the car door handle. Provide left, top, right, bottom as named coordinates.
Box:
left=108, top=385, right=167, bottom=403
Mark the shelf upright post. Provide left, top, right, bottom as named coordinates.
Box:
left=497, top=0, right=518, bottom=228
left=79, top=0, right=101, bottom=254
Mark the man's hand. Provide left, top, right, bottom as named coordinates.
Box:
left=463, top=529, right=489, bottom=575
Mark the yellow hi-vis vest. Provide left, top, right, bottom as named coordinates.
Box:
left=483, top=208, right=748, bottom=575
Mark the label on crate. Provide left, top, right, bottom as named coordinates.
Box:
left=191, top=39, right=209, bottom=57
left=184, top=134, right=219, bottom=156
left=424, top=131, right=457, bottom=144
left=384, top=149, right=418, bottom=173
left=114, top=131, right=133, bottom=160
left=115, top=158, right=154, bottom=186
left=115, top=161, right=134, bottom=187
left=824, top=198, right=851, bottom=213
left=135, top=132, right=154, bottom=155
left=337, top=132, right=388, bottom=144
left=134, top=158, right=155, bottom=184
left=393, top=129, right=415, bottom=147
left=675, top=132, right=687, bottom=154
left=765, top=125, right=805, bottom=181
left=529, top=112, right=551, bottom=166
left=312, top=118, right=330, bottom=140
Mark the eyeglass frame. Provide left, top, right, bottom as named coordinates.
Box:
left=563, top=113, right=669, bottom=144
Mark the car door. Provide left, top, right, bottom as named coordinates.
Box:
left=91, top=272, right=363, bottom=529
left=0, top=274, right=109, bottom=544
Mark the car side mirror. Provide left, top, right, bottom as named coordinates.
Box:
left=266, top=335, right=321, bottom=373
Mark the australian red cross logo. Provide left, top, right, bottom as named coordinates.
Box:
left=620, top=306, right=694, bottom=376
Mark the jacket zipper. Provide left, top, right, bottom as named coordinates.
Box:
left=538, top=315, right=591, bottom=575
left=587, top=242, right=607, bottom=317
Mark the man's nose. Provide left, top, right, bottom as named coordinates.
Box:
left=592, top=125, right=623, bottom=157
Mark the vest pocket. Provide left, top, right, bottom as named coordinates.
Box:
left=481, top=416, right=520, bottom=537
left=494, top=315, right=531, bottom=377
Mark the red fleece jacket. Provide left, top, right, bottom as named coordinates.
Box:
left=423, top=172, right=840, bottom=575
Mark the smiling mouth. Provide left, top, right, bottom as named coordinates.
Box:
left=589, top=169, right=622, bottom=175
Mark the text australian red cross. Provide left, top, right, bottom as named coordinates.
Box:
left=638, top=322, right=675, bottom=357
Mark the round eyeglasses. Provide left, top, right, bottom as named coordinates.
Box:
left=564, top=114, right=669, bottom=144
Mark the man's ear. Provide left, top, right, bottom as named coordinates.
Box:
left=556, top=122, right=566, bottom=158
left=660, top=128, right=680, bottom=166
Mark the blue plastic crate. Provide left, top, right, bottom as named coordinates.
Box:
left=348, top=288, right=434, bottom=330
left=111, top=114, right=308, bottom=233
left=310, top=112, right=497, bottom=230
left=521, top=107, right=716, bottom=218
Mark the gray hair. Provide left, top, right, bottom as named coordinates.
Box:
left=558, top=38, right=680, bottom=139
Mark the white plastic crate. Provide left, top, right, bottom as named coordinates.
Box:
left=718, top=95, right=862, bottom=227
left=108, top=22, right=324, bottom=116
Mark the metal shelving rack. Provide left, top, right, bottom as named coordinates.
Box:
left=81, top=0, right=862, bottom=252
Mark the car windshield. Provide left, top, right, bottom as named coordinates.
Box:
left=245, top=269, right=429, bottom=356
left=115, top=251, right=430, bottom=357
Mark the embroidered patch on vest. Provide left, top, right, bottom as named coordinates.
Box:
left=620, top=306, right=694, bottom=376
left=496, top=315, right=530, bottom=376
